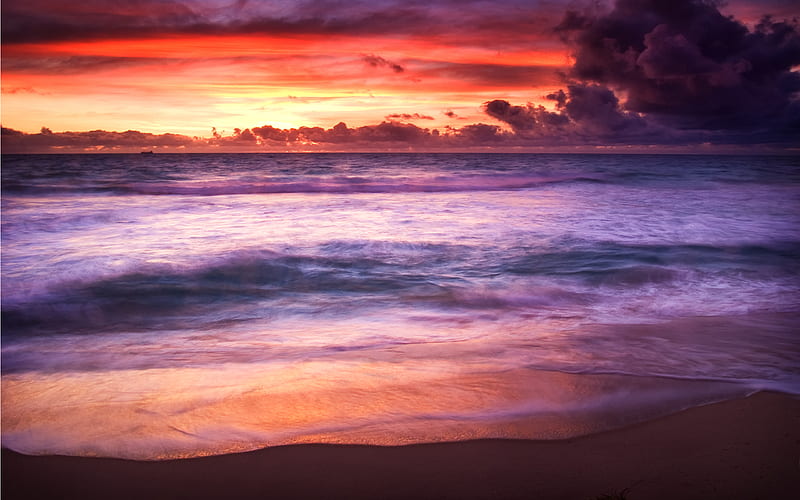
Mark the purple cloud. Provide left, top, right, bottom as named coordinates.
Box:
left=555, top=0, right=800, bottom=139
left=483, top=82, right=662, bottom=144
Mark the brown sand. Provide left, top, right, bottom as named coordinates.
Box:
left=2, top=391, right=798, bottom=500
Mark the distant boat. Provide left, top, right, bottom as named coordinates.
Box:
left=140, top=151, right=154, bottom=155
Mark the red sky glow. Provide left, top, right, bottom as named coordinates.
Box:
left=2, top=0, right=798, bottom=152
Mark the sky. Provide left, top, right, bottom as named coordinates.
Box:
left=1, top=0, right=799, bottom=152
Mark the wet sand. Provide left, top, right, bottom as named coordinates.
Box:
left=2, top=391, right=798, bottom=499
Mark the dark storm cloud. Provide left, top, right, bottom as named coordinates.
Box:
left=451, top=123, right=510, bottom=144
left=555, top=0, right=800, bottom=140
left=483, top=83, right=664, bottom=144
left=559, top=83, right=648, bottom=135
left=484, top=99, right=562, bottom=133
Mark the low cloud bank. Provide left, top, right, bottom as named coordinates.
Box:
left=1, top=122, right=512, bottom=153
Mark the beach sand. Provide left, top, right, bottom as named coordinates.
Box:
left=2, top=391, right=798, bottom=499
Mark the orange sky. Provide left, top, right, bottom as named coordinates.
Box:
left=2, top=0, right=798, bottom=152
left=2, top=2, right=570, bottom=137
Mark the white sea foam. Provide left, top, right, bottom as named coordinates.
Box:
left=2, top=153, right=799, bottom=459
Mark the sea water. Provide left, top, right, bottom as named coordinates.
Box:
left=2, top=153, right=798, bottom=459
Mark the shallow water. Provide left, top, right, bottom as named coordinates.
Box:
left=2, top=153, right=799, bottom=459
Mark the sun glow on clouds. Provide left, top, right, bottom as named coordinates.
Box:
left=2, top=0, right=798, bottom=151
left=2, top=30, right=568, bottom=136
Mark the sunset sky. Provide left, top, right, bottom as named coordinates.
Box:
left=2, top=0, right=799, bottom=152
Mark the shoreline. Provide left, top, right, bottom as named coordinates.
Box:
left=3, top=391, right=799, bottom=499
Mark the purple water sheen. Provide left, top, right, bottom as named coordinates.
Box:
left=2, top=153, right=799, bottom=459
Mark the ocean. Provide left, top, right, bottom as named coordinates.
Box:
left=2, top=153, right=798, bottom=460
